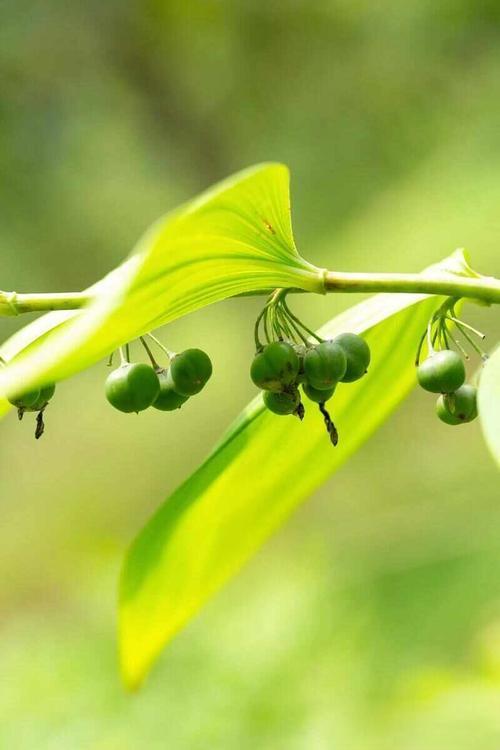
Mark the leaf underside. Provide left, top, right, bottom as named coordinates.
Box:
left=119, top=288, right=446, bottom=689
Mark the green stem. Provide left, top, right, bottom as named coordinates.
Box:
left=146, top=333, right=175, bottom=360
left=0, top=291, right=92, bottom=316
left=445, top=315, right=485, bottom=339
left=323, top=271, right=500, bottom=304
left=139, top=336, right=160, bottom=370
left=282, top=299, right=323, bottom=343
left=1, top=269, right=500, bottom=317
left=282, top=310, right=309, bottom=346
left=276, top=305, right=297, bottom=343
left=454, top=321, right=487, bottom=358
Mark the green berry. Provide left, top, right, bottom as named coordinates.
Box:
left=10, top=382, right=56, bottom=417
left=170, top=348, right=212, bottom=396
left=302, top=382, right=336, bottom=404
left=417, top=350, right=465, bottom=393
left=333, top=333, right=371, bottom=382
left=294, top=345, right=307, bottom=383
left=153, top=369, right=189, bottom=411
left=30, top=383, right=56, bottom=410
left=303, top=341, right=346, bottom=389
left=105, top=363, right=160, bottom=413
left=436, top=396, right=462, bottom=425
left=8, top=387, right=41, bottom=409
left=444, top=384, right=478, bottom=422
left=263, top=389, right=300, bottom=415
left=250, top=342, right=299, bottom=391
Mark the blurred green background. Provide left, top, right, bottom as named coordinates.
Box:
left=1, top=1, right=500, bottom=748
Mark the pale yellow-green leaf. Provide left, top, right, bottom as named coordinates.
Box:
left=0, top=163, right=323, bottom=401
left=119, top=287, right=445, bottom=690
left=478, top=346, right=500, bottom=465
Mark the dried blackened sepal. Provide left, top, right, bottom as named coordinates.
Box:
left=318, top=402, right=338, bottom=447
left=35, top=409, right=46, bottom=440
left=17, top=407, right=25, bottom=421
left=294, top=401, right=305, bottom=421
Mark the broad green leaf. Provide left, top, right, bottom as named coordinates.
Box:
left=119, top=286, right=445, bottom=690
left=0, top=163, right=323, bottom=402
left=478, top=346, right=500, bottom=465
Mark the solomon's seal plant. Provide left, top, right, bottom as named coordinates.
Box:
left=0, top=163, right=498, bottom=688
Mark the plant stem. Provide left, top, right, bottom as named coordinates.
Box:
left=0, top=291, right=92, bottom=316
left=1, top=269, right=500, bottom=317
left=323, top=271, right=500, bottom=304
left=146, top=333, right=176, bottom=360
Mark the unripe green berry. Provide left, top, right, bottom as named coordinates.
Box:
left=294, top=345, right=307, bottom=383
left=8, top=387, right=41, bottom=409
left=105, top=363, right=160, bottom=413
left=436, top=395, right=462, bottom=425
left=417, top=350, right=465, bottom=393
left=250, top=342, right=299, bottom=391
left=303, top=341, right=346, bottom=390
left=333, top=333, right=371, bottom=382
left=302, top=382, right=336, bottom=404
left=444, top=384, right=478, bottom=422
left=30, top=383, right=56, bottom=410
left=170, top=348, right=212, bottom=396
left=14, top=383, right=56, bottom=412
left=153, top=369, right=189, bottom=411
left=263, top=389, right=300, bottom=415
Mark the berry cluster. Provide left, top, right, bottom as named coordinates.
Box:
left=105, top=344, right=212, bottom=414
left=417, top=350, right=477, bottom=425
left=415, top=302, right=485, bottom=426
left=250, top=292, right=370, bottom=445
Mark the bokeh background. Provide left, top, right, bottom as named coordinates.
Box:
left=1, top=2, right=500, bottom=748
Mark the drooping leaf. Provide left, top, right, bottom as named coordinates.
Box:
left=119, top=284, right=447, bottom=689
left=478, top=346, right=500, bottom=465
left=0, top=163, right=323, bottom=401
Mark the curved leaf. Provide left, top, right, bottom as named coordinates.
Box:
left=119, top=287, right=445, bottom=689
left=0, top=163, right=323, bottom=400
left=478, top=346, right=500, bottom=465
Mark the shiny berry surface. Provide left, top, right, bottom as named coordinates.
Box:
left=303, top=342, right=346, bottom=390
left=417, top=350, right=465, bottom=393
left=263, top=389, right=300, bottom=415
left=250, top=342, right=299, bottom=391
left=170, top=349, right=212, bottom=396
left=302, top=382, right=336, bottom=404
left=444, top=384, right=478, bottom=422
left=105, top=363, right=160, bottom=413
left=153, top=369, right=189, bottom=411
left=333, top=333, right=371, bottom=382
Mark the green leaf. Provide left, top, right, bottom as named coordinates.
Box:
left=0, top=163, right=323, bottom=401
left=119, top=286, right=445, bottom=689
left=478, top=346, right=500, bottom=465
